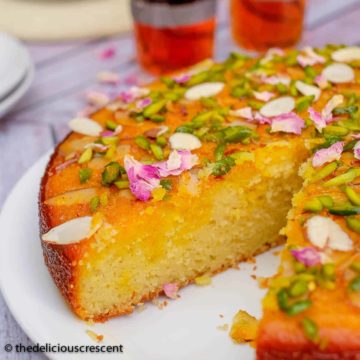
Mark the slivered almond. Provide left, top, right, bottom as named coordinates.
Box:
left=259, top=96, right=295, bottom=117
left=184, top=82, right=225, bottom=101
left=69, top=118, right=103, bottom=137
left=45, top=188, right=98, bottom=206
left=169, top=133, right=202, bottom=150
left=322, top=63, right=355, bottom=84
left=306, top=215, right=353, bottom=251
left=295, top=80, right=321, bottom=101
left=42, top=216, right=99, bottom=245
left=331, top=46, right=360, bottom=62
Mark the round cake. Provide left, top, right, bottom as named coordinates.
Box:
left=39, top=45, right=360, bottom=358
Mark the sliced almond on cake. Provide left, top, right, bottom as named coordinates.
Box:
left=184, top=82, right=225, bottom=101
left=42, top=216, right=100, bottom=245
left=331, top=46, right=360, bottom=62
left=295, top=80, right=321, bottom=101
left=259, top=96, right=295, bottom=117
left=322, top=63, right=355, bottom=83
left=169, top=133, right=202, bottom=150
left=69, top=118, right=103, bottom=137
left=306, top=215, right=353, bottom=251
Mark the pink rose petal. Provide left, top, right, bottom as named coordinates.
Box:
left=124, top=74, right=139, bottom=86
left=270, top=112, right=305, bottom=135
left=173, top=74, right=191, bottom=84
left=136, top=97, right=152, bottom=110
left=297, top=47, right=325, bottom=67
left=253, top=91, right=275, bottom=102
left=291, top=247, right=321, bottom=267
left=163, top=283, right=178, bottom=299
left=156, top=150, right=198, bottom=177
left=124, top=150, right=198, bottom=201
left=124, top=156, right=161, bottom=202
left=312, top=141, right=344, bottom=167
left=354, top=141, right=360, bottom=160
left=322, top=94, right=344, bottom=120
left=101, top=130, right=116, bottom=138
left=314, top=74, right=329, bottom=89
left=254, top=112, right=271, bottom=125
left=308, top=107, right=327, bottom=132
left=99, top=46, right=116, bottom=60
left=119, top=86, right=150, bottom=104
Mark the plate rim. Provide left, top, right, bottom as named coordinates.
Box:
left=0, top=58, right=35, bottom=118
left=0, top=152, right=53, bottom=355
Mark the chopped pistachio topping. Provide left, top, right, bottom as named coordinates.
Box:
left=102, top=162, right=122, bottom=186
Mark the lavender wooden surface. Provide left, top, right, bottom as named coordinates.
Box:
left=1, top=0, right=360, bottom=358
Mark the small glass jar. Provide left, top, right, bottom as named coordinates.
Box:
left=131, top=0, right=217, bottom=75
left=230, top=0, right=306, bottom=52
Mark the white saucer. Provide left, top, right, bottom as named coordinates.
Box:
left=0, top=33, right=30, bottom=100
left=0, top=63, right=34, bottom=118
left=0, top=152, right=281, bottom=360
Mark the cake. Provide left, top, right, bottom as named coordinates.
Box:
left=39, top=45, right=360, bottom=357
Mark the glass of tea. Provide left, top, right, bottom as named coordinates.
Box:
left=230, top=0, right=306, bottom=52
left=131, top=0, right=217, bottom=75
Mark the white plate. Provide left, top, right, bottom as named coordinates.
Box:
left=0, top=152, right=281, bottom=360
left=0, top=33, right=30, bottom=100
left=0, top=62, right=34, bottom=118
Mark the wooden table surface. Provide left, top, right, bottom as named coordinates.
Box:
left=1, top=0, right=360, bottom=358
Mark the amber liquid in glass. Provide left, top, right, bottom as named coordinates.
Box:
left=134, top=18, right=215, bottom=75
left=231, top=0, right=305, bottom=51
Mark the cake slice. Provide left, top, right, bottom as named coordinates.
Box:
left=256, top=146, right=360, bottom=359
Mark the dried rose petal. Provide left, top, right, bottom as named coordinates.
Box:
left=99, top=46, right=116, bottom=60
left=124, top=150, right=197, bottom=201
left=163, top=283, right=178, bottom=299
left=291, top=247, right=321, bottom=267
left=297, top=47, right=325, bottom=67
left=124, top=156, right=161, bottom=201
left=314, top=74, right=329, bottom=89
left=270, top=112, right=305, bottom=135
left=156, top=150, right=198, bottom=177
left=136, top=97, right=152, bottom=110
left=119, top=86, right=150, bottom=104
left=312, top=141, right=344, bottom=167
left=254, top=112, right=272, bottom=125
left=253, top=91, right=275, bottom=102
left=173, top=74, right=191, bottom=84
left=308, top=107, right=327, bottom=132
left=354, top=141, right=360, bottom=160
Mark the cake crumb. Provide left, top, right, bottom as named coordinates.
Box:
left=217, top=323, right=229, bottom=331
left=219, top=314, right=224, bottom=318
left=246, top=257, right=256, bottom=264
left=257, top=277, right=270, bottom=289
left=152, top=299, right=169, bottom=309
left=230, top=310, right=258, bottom=344
left=250, top=274, right=257, bottom=280
left=86, top=330, right=104, bottom=343
left=195, top=275, right=212, bottom=286
left=136, top=302, right=146, bottom=313
left=273, top=250, right=281, bottom=256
